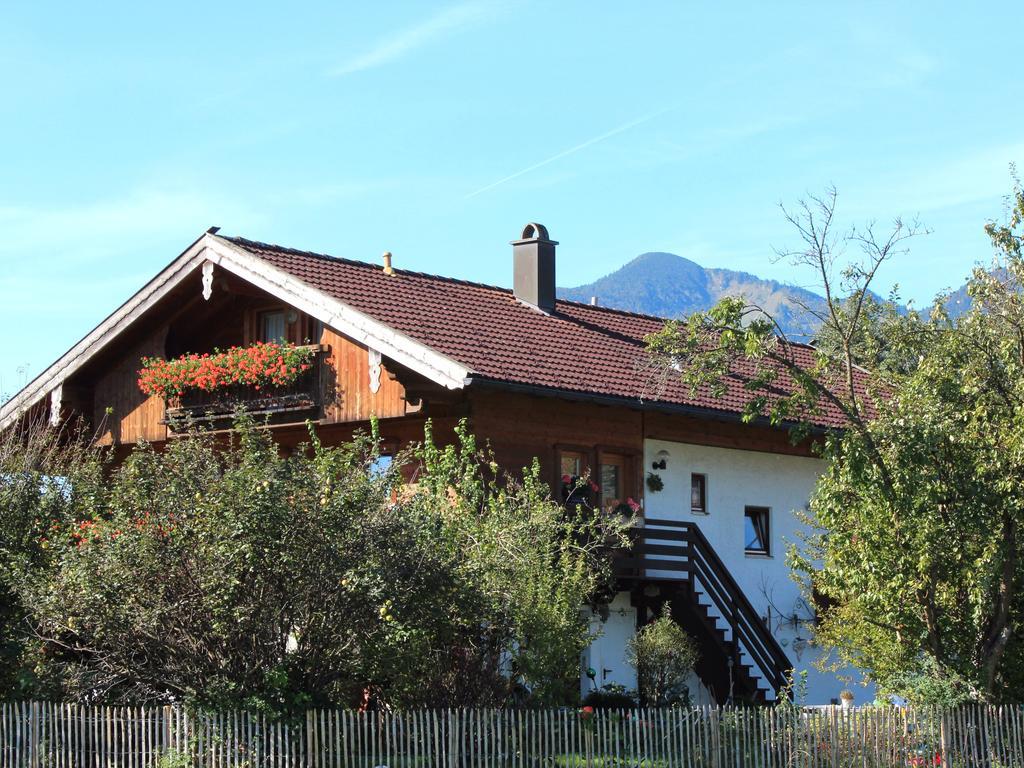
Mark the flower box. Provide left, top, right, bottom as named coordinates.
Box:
left=137, top=342, right=328, bottom=428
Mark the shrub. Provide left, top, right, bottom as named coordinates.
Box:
left=2, top=416, right=628, bottom=713
left=627, top=606, right=699, bottom=706
left=582, top=683, right=637, bottom=710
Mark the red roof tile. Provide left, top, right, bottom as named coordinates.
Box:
left=223, top=235, right=858, bottom=429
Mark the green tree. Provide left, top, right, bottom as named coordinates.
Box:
left=644, top=181, right=1024, bottom=700
left=0, top=415, right=102, bottom=698
left=1, top=416, right=625, bottom=712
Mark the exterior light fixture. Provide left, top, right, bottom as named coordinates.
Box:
left=651, top=449, right=670, bottom=470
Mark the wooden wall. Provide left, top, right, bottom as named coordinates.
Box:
left=643, top=410, right=816, bottom=458
left=320, top=327, right=407, bottom=424
left=93, top=328, right=169, bottom=446
left=464, top=390, right=815, bottom=502
left=467, top=390, right=644, bottom=494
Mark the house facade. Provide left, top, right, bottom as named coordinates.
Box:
left=0, top=224, right=873, bottom=705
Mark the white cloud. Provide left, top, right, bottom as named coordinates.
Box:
left=330, top=2, right=495, bottom=77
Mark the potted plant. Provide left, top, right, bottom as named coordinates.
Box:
left=839, top=689, right=855, bottom=709
left=645, top=472, right=664, bottom=492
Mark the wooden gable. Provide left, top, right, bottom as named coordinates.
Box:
left=82, top=268, right=410, bottom=447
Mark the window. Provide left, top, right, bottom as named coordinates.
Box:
left=599, top=453, right=630, bottom=514
left=558, top=449, right=591, bottom=507
left=600, top=462, right=621, bottom=504
left=259, top=310, right=287, bottom=343
left=560, top=450, right=585, bottom=479
left=744, top=506, right=770, bottom=555
left=690, top=473, right=707, bottom=513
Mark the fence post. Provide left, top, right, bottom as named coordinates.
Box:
left=710, top=706, right=721, bottom=768
left=447, top=709, right=456, bottom=768
left=940, top=707, right=949, bottom=768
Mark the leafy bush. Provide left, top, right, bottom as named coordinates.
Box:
left=582, top=683, right=637, bottom=710
left=0, top=416, right=627, bottom=713
left=626, top=606, right=699, bottom=706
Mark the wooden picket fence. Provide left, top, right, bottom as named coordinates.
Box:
left=1, top=701, right=1023, bottom=766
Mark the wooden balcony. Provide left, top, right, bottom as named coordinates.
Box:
left=163, top=344, right=329, bottom=430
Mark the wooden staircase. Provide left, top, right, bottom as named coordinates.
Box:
left=614, top=517, right=792, bottom=704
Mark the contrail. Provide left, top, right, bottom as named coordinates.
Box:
left=464, top=108, right=672, bottom=199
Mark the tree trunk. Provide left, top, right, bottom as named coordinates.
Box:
left=980, top=513, right=1017, bottom=697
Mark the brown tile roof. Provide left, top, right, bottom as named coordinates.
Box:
left=223, top=235, right=857, bottom=429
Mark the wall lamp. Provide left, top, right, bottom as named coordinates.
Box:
left=651, top=449, right=670, bottom=470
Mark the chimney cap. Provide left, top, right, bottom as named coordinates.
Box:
left=511, top=222, right=558, bottom=245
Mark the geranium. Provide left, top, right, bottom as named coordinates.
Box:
left=138, top=342, right=316, bottom=399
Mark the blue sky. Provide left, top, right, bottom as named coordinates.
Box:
left=1, top=2, right=1021, bottom=396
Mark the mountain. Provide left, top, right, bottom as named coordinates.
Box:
left=558, top=252, right=827, bottom=339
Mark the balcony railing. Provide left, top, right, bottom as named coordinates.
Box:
left=163, top=344, right=329, bottom=430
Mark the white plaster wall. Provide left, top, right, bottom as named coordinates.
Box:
left=640, top=438, right=876, bottom=706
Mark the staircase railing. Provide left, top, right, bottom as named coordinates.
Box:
left=616, top=518, right=792, bottom=698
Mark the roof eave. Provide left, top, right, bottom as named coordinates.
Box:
left=462, top=375, right=835, bottom=436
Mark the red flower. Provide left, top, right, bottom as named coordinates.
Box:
left=138, top=342, right=315, bottom=398
left=580, top=706, right=594, bottom=720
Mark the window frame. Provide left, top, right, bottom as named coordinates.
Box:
left=598, top=453, right=627, bottom=513
left=555, top=445, right=594, bottom=507
left=743, top=505, right=771, bottom=556
left=596, top=448, right=639, bottom=515
left=690, top=473, right=708, bottom=514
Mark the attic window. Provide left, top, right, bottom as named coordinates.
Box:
left=259, top=310, right=287, bottom=343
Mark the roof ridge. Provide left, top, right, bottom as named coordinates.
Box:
left=220, top=234, right=516, bottom=295
left=555, top=296, right=674, bottom=323
left=221, top=233, right=687, bottom=324
left=221, top=234, right=817, bottom=349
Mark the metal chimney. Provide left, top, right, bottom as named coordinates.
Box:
left=511, top=222, right=558, bottom=312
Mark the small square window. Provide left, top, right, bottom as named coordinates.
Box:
left=744, top=506, right=770, bottom=555
left=691, top=474, right=707, bottom=513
